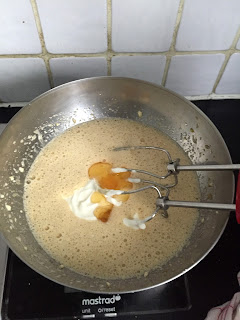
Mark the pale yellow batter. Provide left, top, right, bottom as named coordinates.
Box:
left=24, top=118, right=200, bottom=280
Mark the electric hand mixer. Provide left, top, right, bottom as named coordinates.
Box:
left=113, top=146, right=240, bottom=225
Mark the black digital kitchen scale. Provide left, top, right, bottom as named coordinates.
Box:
left=2, top=250, right=191, bottom=319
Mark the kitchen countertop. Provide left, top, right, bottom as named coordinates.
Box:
left=0, top=100, right=240, bottom=319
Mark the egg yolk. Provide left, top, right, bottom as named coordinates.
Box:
left=88, top=162, right=133, bottom=222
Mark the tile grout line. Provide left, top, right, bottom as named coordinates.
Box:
left=211, top=53, right=231, bottom=93
left=161, top=0, right=185, bottom=86
left=212, top=26, right=240, bottom=93
left=0, top=53, right=107, bottom=59
left=106, top=0, right=112, bottom=76
left=0, top=50, right=240, bottom=59
left=161, top=57, right=171, bottom=86
left=186, top=93, right=240, bottom=100
left=30, top=0, right=54, bottom=88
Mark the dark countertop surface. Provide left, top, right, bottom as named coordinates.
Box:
left=1, top=99, right=240, bottom=320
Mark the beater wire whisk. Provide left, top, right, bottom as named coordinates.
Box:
left=113, top=146, right=240, bottom=224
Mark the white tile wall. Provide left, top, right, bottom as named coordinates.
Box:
left=176, top=0, right=240, bottom=51
left=36, top=0, right=107, bottom=53
left=0, top=0, right=41, bottom=54
left=112, top=56, right=166, bottom=85
left=0, top=0, right=240, bottom=102
left=112, top=0, right=180, bottom=52
left=165, top=54, right=225, bottom=96
left=0, top=58, right=50, bottom=102
left=216, top=53, right=240, bottom=94
left=50, top=57, right=108, bottom=87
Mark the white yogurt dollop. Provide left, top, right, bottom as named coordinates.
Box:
left=67, top=179, right=146, bottom=230
left=66, top=179, right=123, bottom=221
left=123, top=213, right=146, bottom=230
left=66, top=179, right=98, bottom=221
left=111, top=167, right=128, bottom=173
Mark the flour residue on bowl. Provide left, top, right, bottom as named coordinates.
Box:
left=24, top=118, right=200, bottom=280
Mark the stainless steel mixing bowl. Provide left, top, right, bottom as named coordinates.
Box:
left=0, top=77, right=234, bottom=293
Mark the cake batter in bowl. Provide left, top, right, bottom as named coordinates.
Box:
left=0, top=77, right=234, bottom=293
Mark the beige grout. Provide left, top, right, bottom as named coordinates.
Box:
left=106, top=0, right=112, bottom=76
left=186, top=93, right=240, bottom=101
left=170, top=0, right=185, bottom=51
left=211, top=53, right=232, bottom=93
left=30, top=0, right=54, bottom=87
left=161, top=0, right=185, bottom=86
left=0, top=49, right=240, bottom=60
left=161, top=56, right=171, bottom=86
left=212, top=26, right=240, bottom=93
left=0, top=53, right=107, bottom=59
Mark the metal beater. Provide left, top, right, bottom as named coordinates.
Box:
left=113, top=146, right=240, bottom=224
